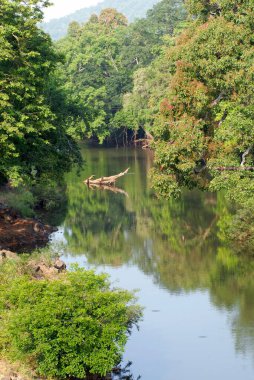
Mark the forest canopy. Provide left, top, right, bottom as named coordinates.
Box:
left=54, top=0, right=254, bottom=250
left=0, top=0, right=81, bottom=186
left=1, top=0, right=254, bottom=226
left=56, top=0, right=187, bottom=144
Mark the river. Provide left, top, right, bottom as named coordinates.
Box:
left=50, top=145, right=254, bottom=380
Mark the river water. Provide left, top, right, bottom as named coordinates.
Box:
left=50, top=145, right=254, bottom=380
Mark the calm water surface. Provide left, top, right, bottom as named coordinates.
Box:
left=51, top=145, right=254, bottom=380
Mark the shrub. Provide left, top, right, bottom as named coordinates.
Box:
left=0, top=188, right=36, bottom=217
left=0, top=266, right=142, bottom=378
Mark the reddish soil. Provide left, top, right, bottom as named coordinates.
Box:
left=0, top=204, right=57, bottom=253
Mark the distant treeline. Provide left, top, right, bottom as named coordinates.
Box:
left=41, top=0, right=161, bottom=40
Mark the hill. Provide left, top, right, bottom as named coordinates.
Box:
left=41, top=0, right=161, bottom=40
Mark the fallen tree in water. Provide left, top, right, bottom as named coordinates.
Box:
left=84, top=168, right=129, bottom=186
left=87, top=183, right=129, bottom=197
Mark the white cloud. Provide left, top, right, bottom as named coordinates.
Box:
left=43, top=0, right=103, bottom=21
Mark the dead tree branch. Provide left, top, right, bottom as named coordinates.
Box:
left=84, top=168, right=130, bottom=186
left=87, top=183, right=129, bottom=197
left=241, top=145, right=253, bottom=166
left=211, top=91, right=225, bottom=107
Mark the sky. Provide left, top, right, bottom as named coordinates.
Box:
left=43, top=0, right=103, bottom=21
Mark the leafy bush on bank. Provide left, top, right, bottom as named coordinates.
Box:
left=0, top=264, right=142, bottom=378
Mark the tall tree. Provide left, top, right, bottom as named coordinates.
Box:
left=0, top=0, right=80, bottom=185
left=120, top=0, right=187, bottom=69
left=56, top=9, right=130, bottom=143
left=138, top=0, right=254, bottom=197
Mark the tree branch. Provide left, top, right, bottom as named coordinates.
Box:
left=241, top=145, right=253, bottom=166
left=211, top=91, right=225, bottom=107
left=84, top=168, right=129, bottom=186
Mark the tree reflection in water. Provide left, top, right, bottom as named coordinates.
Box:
left=57, top=145, right=254, bottom=366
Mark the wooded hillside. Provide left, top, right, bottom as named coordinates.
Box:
left=41, top=0, right=161, bottom=40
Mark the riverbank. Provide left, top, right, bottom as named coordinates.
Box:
left=0, top=247, right=141, bottom=380
left=0, top=203, right=56, bottom=253
left=0, top=359, right=40, bottom=380
left=0, top=252, right=66, bottom=380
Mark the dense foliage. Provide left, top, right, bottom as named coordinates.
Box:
left=56, top=9, right=129, bottom=144
left=2, top=0, right=254, bottom=243
left=149, top=6, right=254, bottom=196
left=56, top=0, right=187, bottom=144
left=0, top=0, right=81, bottom=185
left=107, top=0, right=254, bottom=249
left=109, top=1, right=254, bottom=207
left=0, top=263, right=142, bottom=378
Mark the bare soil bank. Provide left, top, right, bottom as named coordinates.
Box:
left=0, top=204, right=56, bottom=253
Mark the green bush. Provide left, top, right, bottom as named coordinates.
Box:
left=0, top=188, right=36, bottom=217
left=0, top=266, right=142, bottom=379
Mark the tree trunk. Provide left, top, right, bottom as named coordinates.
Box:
left=84, top=168, right=130, bottom=186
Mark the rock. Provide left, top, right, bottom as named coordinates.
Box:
left=28, top=260, right=58, bottom=279
left=9, top=372, right=18, bottom=379
left=38, top=264, right=58, bottom=277
left=33, top=222, right=43, bottom=233
left=28, top=256, right=67, bottom=279
left=0, top=359, right=31, bottom=380
left=54, top=258, right=66, bottom=272
left=0, top=373, right=22, bottom=380
left=0, top=250, right=17, bottom=261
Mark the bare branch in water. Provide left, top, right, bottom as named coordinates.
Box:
left=84, top=168, right=130, bottom=186
left=86, top=183, right=129, bottom=197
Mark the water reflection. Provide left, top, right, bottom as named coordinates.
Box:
left=63, top=147, right=218, bottom=276
left=52, top=145, right=254, bottom=379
